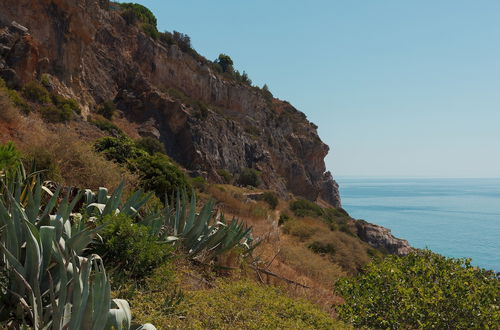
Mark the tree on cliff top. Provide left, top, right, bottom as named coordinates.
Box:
left=216, top=54, right=234, bottom=73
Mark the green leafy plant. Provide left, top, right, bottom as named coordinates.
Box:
left=95, top=136, right=191, bottom=201
left=260, top=191, right=278, bottom=209
left=97, top=101, right=116, bottom=120
left=216, top=169, right=233, bottom=184
left=238, top=168, right=261, bottom=187
left=51, top=94, right=81, bottom=115
left=96, top=213, right=172, bottom=279
left=0, top=142, right=21, bottom=174
left=140, top=192, right=255, bottom=261
left=135, top=137, right=165, bottom=155
left=335, top=250, right=500, bottom=329
left=289, top=199, right=324, bottom=217
left=0, top=168, right=155, bottom=329
left=22, top=81, right=51, bottom=104
left=91, top=117, right=125, bottom=137
left=40, top=104, right=73, bottom=122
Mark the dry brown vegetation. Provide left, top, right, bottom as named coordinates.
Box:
left=0, top=90, right=18, bottom=123
left=19, top=126, right=138, bottom=190
left=208, top=184, right=270, bottom=222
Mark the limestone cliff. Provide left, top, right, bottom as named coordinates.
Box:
left=0, top=0, right=341, bottom=206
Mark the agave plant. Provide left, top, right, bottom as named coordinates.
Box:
left=0, top=169, right=155, bottom=329
left=140, top=191, right=255, bottom=261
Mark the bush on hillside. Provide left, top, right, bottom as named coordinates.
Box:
left=216, top=169, right=233, bottom=184
left=133, top=153, right=191, bottom=200
left=260, top=191, right=278, bottom=209
left=40, top=104, right=73, bottom=123
left=119, top=3, right=157, bottom=27
left=335, top=250, right=500, bottom=329
left=51, top=94, right=81, bottom=115
left=0, top=142, right=20, bottom=173
left=95, top=213, right=172, bottom=279
left=96, top=101, right=116, bottom=119
left=0, top=89, right=18, bottom=122
left=95, top=136, right=191, bottom=200
left=95, top=136, right=146, bottom=164
left=238, top=168, right=261, bottom=187
left=22, top=81, right=51, bottom=104
left=135, top=136, right=165, bottom=155
left=131, top=279, right=346, bottom=329
left=90, top=117, right=125, bottom=137
left=289, top=199, right=324, bottom=217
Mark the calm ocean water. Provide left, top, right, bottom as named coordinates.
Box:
left=337, top=178, right=500, bottom=272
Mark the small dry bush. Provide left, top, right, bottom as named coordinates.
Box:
left=309, top=230, right=372, bottom=275
left=208, top=185, right=269, bottom=221
left=0, top=90, right=18, bottom=123
left=279, top=238, right=346, bottom=288
left=20, top=126, right=138, bottom=190
left=282, top=217, right=322, bottom=241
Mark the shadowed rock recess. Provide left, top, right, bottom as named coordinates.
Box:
left=0, top=0, right=341, bottom=207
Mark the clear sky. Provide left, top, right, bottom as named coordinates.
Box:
left=123, top=1, right=500, bottom=178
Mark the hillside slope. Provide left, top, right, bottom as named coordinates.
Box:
left=0, top=0, right=341, bottom=207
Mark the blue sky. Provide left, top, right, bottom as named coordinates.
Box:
left=124, top=1, right=500, bottom=178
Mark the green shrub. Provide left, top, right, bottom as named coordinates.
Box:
left=336, top=250, right=500, bottom=329
left=308, top=240, right=336, bottom=255
left=141, top=23, right=159, bottom=40
left=119, top=3, right=159, bottom=39
left=90, top=118, right=124, bottom=137
left=278, top=212, right=291, bottom=226
left=22, top=81, right=51, bottom=104
left=217, top=169, right=233, bottom=184
left=238, top=168, right=261, bottom=187
left=95, top=136, right=146, bottom=164
left=290, top=199, right=324, bottom=217
left=96, top=213, right=172, bottom=279
left=6, top=89, right=30, bottom=114
left=39, top=102, right=73, bottom=123
left=191, top=176, right=207, bottom=192
left=96, top=101, right=116, bottom=119
left=0, top=142, right=20, bottom=173
left=131, top=280, right=346, bottom=329
left=119, top=3, right=157, bottom=27
left=133, top=153, right=191, bottom=200
left=135, top=137, right=165, bottom=155
left=95, top=136, right=191, bottom=201
left=52, top=94, right=81, bottom=115
left=260, top=191, right=278, bottom=209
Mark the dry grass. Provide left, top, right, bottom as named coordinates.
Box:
left=278, top=237, right=347, bottom=288
left=17, top=121, right=138, bottom=191
left=208, top=184, right=270, bottom=222
left=308, top=230, right=372, bottom=275
left=0, top=90, right=18, bottom=123
left=282, top=217, right=323, bottom=241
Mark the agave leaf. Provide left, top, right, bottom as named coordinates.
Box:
left=107, top=299, right=132, bottom=330
left=97, top=187, right=109, bottom=204
left=39, top=226, right=56, bottom=278
left=101, top=181, right=125, bottom=216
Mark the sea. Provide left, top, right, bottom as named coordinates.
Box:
left=337, top=178, right=500, bottom=272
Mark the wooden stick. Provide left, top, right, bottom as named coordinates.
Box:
left=250, top=265, right=310, bottom=289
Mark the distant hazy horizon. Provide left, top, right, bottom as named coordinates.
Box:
left=125, top=1, right=500, bottom=178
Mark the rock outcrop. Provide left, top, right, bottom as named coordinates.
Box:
left=356, top=221, right=412, bottom=255
left=0, top=0, right=341, bottom=207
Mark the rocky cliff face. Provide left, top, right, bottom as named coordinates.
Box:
left=0, top=0, right=341, bottom=206
left=356, top=221, right=412, bottom=255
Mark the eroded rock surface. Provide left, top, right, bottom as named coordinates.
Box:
left=356, top=221, right=412, bottom=255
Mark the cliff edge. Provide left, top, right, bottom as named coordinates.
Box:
left=0, top=0, right=341, bottom=207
